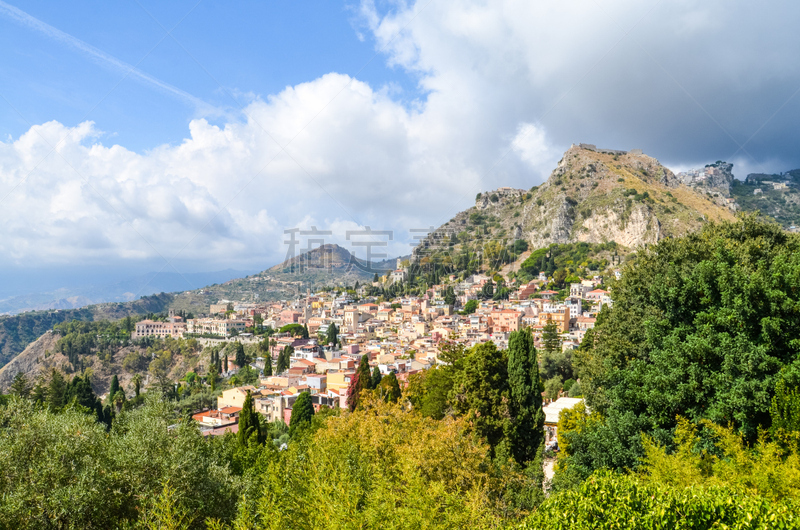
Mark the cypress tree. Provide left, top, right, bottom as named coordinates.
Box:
left=263, top=355, right=273, bottom=377
left=289, top=391, right=315, bottom=435
left=223, top=353, right=229, bottom=373
left=357, top=356, right=372, bottom=390
left=505, top=328, right=545, bottom=467
left=235, top=342, right=246, bottom=369
left=103, top=404, right=114, bottom=429
left=370, top=366, right=383, bottom=389
left=237, top=390, right=262, bottom=447
left=208, top=364, right=218, bottom=392
left=108, top=375, right=120, bottom=404
left=277, top=346, right=293, bottom=373
left=132, top=374, right=142, bottom=397
left=326, top=323, right=339, bottom=348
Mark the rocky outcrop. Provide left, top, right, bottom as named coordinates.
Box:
left=413, top=145, right=736, bottom=260
left=577, top=204, right=660, bottom=247
left=0, top=332, right=62, bottom=391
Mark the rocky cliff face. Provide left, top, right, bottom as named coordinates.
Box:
left=414, top=145, right=736, bottom=259
left=0, top=332, right=62, bottom=391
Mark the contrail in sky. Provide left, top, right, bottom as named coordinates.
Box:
left=0, top=0, right=217, bottom=114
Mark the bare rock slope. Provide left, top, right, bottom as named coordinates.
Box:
left=413, top=145, right=736, bottom=260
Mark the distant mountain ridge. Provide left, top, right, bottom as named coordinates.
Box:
left=0, top=269, right=253, bottom=316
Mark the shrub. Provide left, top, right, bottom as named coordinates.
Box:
left=525, top=472, right=800, bottom=529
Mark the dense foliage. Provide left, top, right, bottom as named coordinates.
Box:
left=0, top=396, right=240, bottom=529
left=567, top=215, right=800, bottom=478
left=524, top=472, right=800, bottom=530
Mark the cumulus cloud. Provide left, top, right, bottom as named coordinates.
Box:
left=3, top=0, right=799, bottom=272
left=0, top=71, right=534, bottom=269
left=361, top=0, right=800, bottom=170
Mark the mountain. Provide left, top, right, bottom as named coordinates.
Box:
left=413, top=144, right=736, bottom=265
left=267, top=243, right=402, bottom=285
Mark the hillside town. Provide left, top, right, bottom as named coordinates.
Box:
left=130, top=261, right=611, bottom=436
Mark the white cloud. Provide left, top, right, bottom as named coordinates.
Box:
left=3, top=0, right=799, bottom=272
left=0, top=70, right=544, bottom=269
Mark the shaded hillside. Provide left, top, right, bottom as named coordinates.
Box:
left=0, top=320, right=201, bottom=395
left=0, top=293, right=174, bottom=370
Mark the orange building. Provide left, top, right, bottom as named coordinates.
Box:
left=490, top=309, right=522, bottom=333
left=540, top=307, right=570, bottom=333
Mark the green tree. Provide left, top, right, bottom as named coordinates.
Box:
left=235, top=342, right=246, bottom=369
left=377, top=372, right=401, bottom=403
left=238, top=390, right=262, bottom=447
left=370, top=366, right=383, bottom=389
left=148, top=352, right=174, bottom=398
left=237, top=365, right=259, bottom=386
left=47, top=369, right=67, bottom=411
left=131, top=373, right=142, bottom=398
left=452, top=342, right=509, bottom=453
left=505, top=328, right=545, bottom=467
left=9, top=372, right=30, bottom=398
left=544, top=375, right=563, bottom=401
left=289, top=391, right=315, bottom=436
left=263, top=355, right=273, bottom=377
left=326, top=323, right=339, bottom=348
left=279, top=323, right=306, bottom=337
left=207, top=364, right=219, bottom=392
left=566, top=216, right=800, bottom=480
left=108, top=375, right=120, bottom=404
left=770, top=369, right=800, bottom=435
left=444, top=286, right=456, bottom=306
left=357, top=355, right=372, bottom=390
left=407, top=366, right=455, bottom=420
left=461, top=299, right=478, bottom=314
left=112, top=390, right=126, bottom=412
left=541, top=322, right=561, bottom=356
left=481, top=280, right=494, bottom=299
left=276, top=346, right=293, bottom=373
left=0, top=398, right=241, bottom=528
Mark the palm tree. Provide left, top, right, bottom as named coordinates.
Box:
left=113, top=390, right=125, bottom=412
left=131, top=374, right=142, bottom=397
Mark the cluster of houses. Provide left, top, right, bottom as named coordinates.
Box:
left=180, top=270, right=609, bottom=436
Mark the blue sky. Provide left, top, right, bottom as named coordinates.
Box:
left=1, top=0, right=800, bottom=301
left=0, top=1, right=417, bottom=151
